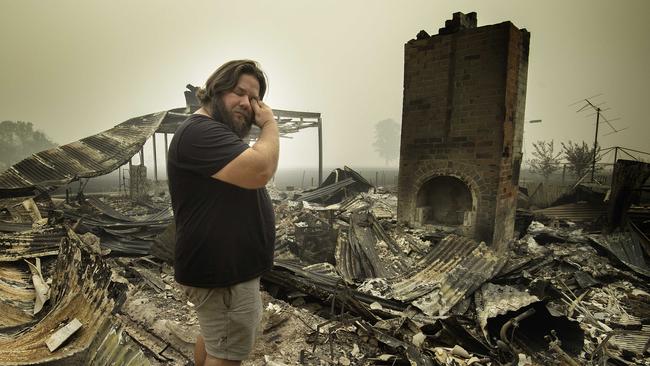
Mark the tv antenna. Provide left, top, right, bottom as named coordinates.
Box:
left=569, top=94, right=623, bottom=182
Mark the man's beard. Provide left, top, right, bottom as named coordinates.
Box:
left=211, top=99, right=253, bottom=139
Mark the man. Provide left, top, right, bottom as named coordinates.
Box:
left=167, top=60, right=278, bottom=366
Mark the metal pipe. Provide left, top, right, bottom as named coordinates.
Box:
left=500, top=308, right=536, bottom=345
left=318, top=117, right=323, bottom=186
left=591, top=108, right=600, bottom=182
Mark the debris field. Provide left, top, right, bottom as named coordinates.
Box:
left=0, top=161, right=649, bottom=365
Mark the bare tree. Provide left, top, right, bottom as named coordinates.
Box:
left=529, top=140, right=561, bottom=181
left=372, top=118, right=400, bottom=165
left=562, top=140, right=601, bottom=180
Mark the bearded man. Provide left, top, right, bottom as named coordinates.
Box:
left=167, top=60, right=278, bottom=366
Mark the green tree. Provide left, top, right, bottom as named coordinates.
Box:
left=0, top=121, right=57, bottom=172
left=372, top=118, right=400, bottom=165
left=562, top=140, right=601, bottom=179
left=529, top=140, right=562, bottom=181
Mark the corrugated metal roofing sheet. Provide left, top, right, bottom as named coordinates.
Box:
left=609, top=325, right=650, bottom=357
left=388, top=235, right=501, bottom=317
left=534, top=202, right=607, bottom=222
left=0, top=262, right=35, bottom=327
left=588, top=231, right=650, bottom=277
left=0, top=227, right=65, bottom=261
left=0, top=221, right=33, bottom=233
left=0, top=230, right=128, bottom=364
left=0, top=112, right=166, bottom=197
left=298, top=178, right=357, bottom=203
left=84, top=320, right=151, bottom=365
left=59, top=199, right=172, bottom=255
left=84, top=197, right=173, bottom=223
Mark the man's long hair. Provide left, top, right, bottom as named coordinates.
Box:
left=196, top=60, right=267, bottom=138
left=196, top=59, right=267, bottom=116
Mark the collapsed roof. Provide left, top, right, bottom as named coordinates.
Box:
left=0, top=112, right=165, bottom=199
left=0, top=85, right=322, bottom=200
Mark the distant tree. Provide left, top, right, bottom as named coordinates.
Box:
left=528, top=140, right=562, bottom=181
left=372, top=118, right=400, bottom=165
left=562, top=140, right=601, bottom=179
left=0, top=121, right=57, bottom=172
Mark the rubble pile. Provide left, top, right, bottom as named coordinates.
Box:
left=0, top=163, right=649, bottom=365
left=262, top=190, right=650, bottom=365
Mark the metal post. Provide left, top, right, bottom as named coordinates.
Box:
left=128, top=159, right=133, bottom=200
left=613, top=146, right=618, bottom=165
left=122, top=169, right=127, bottom=197
left=317, top=117, right=323, bottom=186
left=591, top=108, right=600, bottom=182
left=152, top=134, right=158, bottom=182
left=164, top=133, right=169, bottom=181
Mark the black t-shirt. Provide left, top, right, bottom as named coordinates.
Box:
left=167, top=114, right=275, bottom=287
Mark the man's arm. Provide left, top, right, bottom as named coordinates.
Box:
left=212, top=99, right=279, bottom=189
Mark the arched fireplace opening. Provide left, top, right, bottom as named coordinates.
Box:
left=416, top=176, right=474, bottom=226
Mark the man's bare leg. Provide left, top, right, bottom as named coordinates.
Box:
left=195, top=335, right=207, bottom=366
left=196, top=335, right=241, bottom=366
left=204, top=355, right=241, bottom=366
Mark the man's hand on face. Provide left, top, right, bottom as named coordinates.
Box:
left=251, top=98, right=275, bottom=129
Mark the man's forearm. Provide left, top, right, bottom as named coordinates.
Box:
left=251, top=120, right=279, bottom=177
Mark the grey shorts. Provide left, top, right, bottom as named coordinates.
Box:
left=180, top=277, right=263, bottom=361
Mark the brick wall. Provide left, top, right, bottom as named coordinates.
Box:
left=397, top=12, right=529, bottom=250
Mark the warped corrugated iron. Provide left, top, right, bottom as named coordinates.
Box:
left=336, top=212, right=405, bottom=283
left=336, top=214, right=391, bottom=282
left=0, top=227, right=65, bottom=261
left=0, top=197, right=33, bottom=211
left=60, top=198, right=172, bottom=255
left=0, top=230, right=128, bottom=364
left=388, top=234, right=501, bottom=317
left=270, top=235, right=502, bottom=320
left=0, top=262, right=35, bottom=327
left=609, top=325, right=650, bottom=357
left=267, top=259, right=408, bottom=313
left=84, top=320, right=150, bottom=365
left=298, top=177, right=357, bottom=203
left=320, top=166, right=372, bottom=188
left=588, top=231, right=650, bottom=277
left=298, top=166, right=373, bottom=205
left=534, top=202, right=607, bottom=222
left=0, top=112, right=166, bottom=198
left=0, top=221, right=33, bottom=233
left=84, top=197, right=173, bottom=223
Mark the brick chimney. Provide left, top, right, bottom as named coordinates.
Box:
left=397, top=12, right=530, bottom=250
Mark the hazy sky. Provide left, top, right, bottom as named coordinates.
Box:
left=1, top=0, right=648, bottom=170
